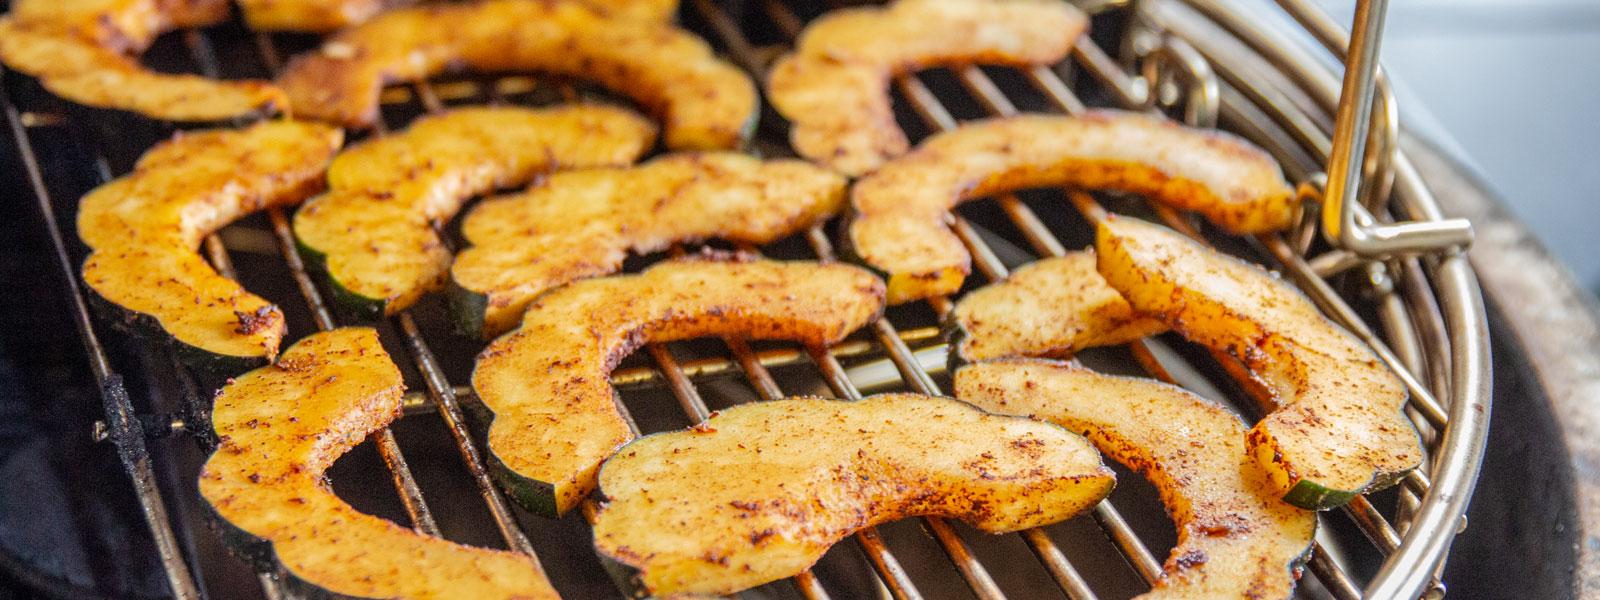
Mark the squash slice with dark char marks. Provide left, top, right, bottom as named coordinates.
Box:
left=0, top=0, right=284, bottom=122
left=79, top=121, right=342, bottom=373
left=956, top=359, right=1316, bottom=600
left=199, top=328, right=558, bottom=600
left=450, top=152, right=847, bottom=339
left=472, top=253, right=885, bottom=517
left=944, top=251, right=1167, bottom=371
left=1096, top=217, right=1421, bottom=510
left=592, top=393, right=1115, bottom=597
left=767, top=0, right=1086, bottom=176
left=846, top=110, right=1296, bottom=303
left=278, top=0, right=756, bottom=149
left=293, top=105, right=656, bottom=322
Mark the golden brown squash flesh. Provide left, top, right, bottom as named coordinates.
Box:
left=450, top=152, right=847, bottom=339
left=199, top=328, right=557, bottom=600
left=847, top=111, right=1295, bottom=303
left=292, top=105, right=656, bottom=321
left=767, top=0, right=1086, bottom=176
left=592, top=393, right=1115, bottom=596
left=278, top=0, right=756, bottom=149
left=955, top=359, right=1316, bottom=600
left=239, top=0, right=674, bottom=32
left=78, top=121, right=342, bottom=371
left=1095, top=217, right=1421, bottom=510
left=472, top=254, right=885, bottom=517
left=8, top=0, right=226, bottom=50
left=946, top=251, right=1167, bottom=368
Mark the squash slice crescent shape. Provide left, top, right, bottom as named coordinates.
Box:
left=0, top=0, right=285, bottom=121
left=846, top=111, right=1295, bottom=303
left=471, top=254, right=885, bottom=517
left=79, top=121, right=342, bottom=373
left=278, top=0, right=757, bottom=149
left=450, top=152, right=847, bottom=339
left=592, top=393, right=1115, bottom=596
left=199, top=328, right=558, bottom=600
left=767, top=0, right=1087, bottom=176
left=239, top=0, right=675, bottom=34
left=955, top=359, right=1316, bottom=600
left=292, top=105, right=657, bottom=322
left=1095, top=217, right=1422, bottom=510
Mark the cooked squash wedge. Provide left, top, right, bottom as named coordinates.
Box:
left=592, top=393, right=1115, bottom=596
left=278, top=0, right=756, bottom=149
left=450, top=153, right=847, bottom=339
left=1096, top=217, right=1421, bottom=510
left=955, top=359, right=1316, bottom=600
left=239, top=0, right=673, bottom=32
left=79, top=121, right=342, bottom=373
left=577, top=0, right=677, bottom=22
left=292, top=105, right=656, bottom=322
left=472, top=254, right=885, bottom=517
left=847, top=111, right=1296, bottom=303
left=767, top=0, right=1086, bottom=176
left=0, top=18, right=286, bottom=122
left=945, top=251, right=1167, bottom=370
left=8, top=0, right=226, bottom=50
left=199, top=328, right=558, bottom=600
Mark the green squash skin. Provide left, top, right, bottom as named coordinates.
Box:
left=446, top=277, right=492, bottom=340
left=830, top=206, right=893, bottom=283
left=940, top=310, right=973, bottom=375
left=83, top=275, right=271, bottom=377
left=1280, top=465, right=1410, bottom=511
left=198, top=487, right=381, bottom=600
left=486, top=449, right=562, bottom=519
left=597, top=550, right=652, bottom=599
left=292, top=233, right=388, bottom=324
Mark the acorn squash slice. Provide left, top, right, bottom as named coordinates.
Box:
left=449, top=152, right=847, bottom=339
left=278, top=0, right=757, bottom=149
left=238, top=0, right=674, bottom=32
left=767, top=0, right=1086, bottom=176
left=292, top=105, right=656, bottom=322
left=1095, top=216, right=1421, bottom=510
left=955, top=359, right=1316, bottom=600
left=79, top=121, right=342, bottom=373
left=472, top=253, right=885, bottom=517
left=0, top=0, right=284, bottom=122
left=846, top=110, right=1296, bottom=303
left=198, top=328, right=558, bottom=600
left=944, top=251, right=1167, bottom=371
left=592, top=393, right=1115, bottom=597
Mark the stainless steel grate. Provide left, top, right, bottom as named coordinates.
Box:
left=0, top=0, right=1492, bottom=598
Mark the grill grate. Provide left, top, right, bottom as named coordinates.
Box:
left=0, top=0, right=1492, bottom=598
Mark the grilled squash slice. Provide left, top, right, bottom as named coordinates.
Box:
left=199, top=328, right=558, bottom=600
left=8, top=0, right=226, bottom=50
left=945, top=251, right=1167, bottom=370
left=955, top=359, right=1316, bottom=600
left=80, top=121, right=342, bottom=373
left=847, top=111, right=1296, bottom=303
left=278, top=0, right=756, bottom=149
left=450, top=153, right=847, bottom=339
left=592, top=393, right=1115, bottom=596
left=1096, top=217, right=1421, bottom=510
left=472, top=254, right=885, bottom=517
left=292, top=105, right=656, bottom=322
left=767, top=0, right=1086, bottom=176
left=240, top=0, right=674, bottom=32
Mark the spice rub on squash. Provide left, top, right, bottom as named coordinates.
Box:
left=450, top=152, right=847, bottom=339
left=945, top=251, right=1167, bottom=370
left=1096, top=217, right=1421, bottom=510
left=846, top=111, right=1295, bottom=303
left=278, top=0, right=757, bottom=149
left=472, top=253, right=885, bottom=517
left=956, top=359, right=1316, bottom=600
left=239, top=0, right=674, bottom=33
left=198, top=328, right=558, bottom=600
left=292, top=105, right=656, bottom=322
left=79, top=121, right=342, bottom=373
left=592, top=393, right=1114, bottom=596
left=767, top=0, right=1086, bottom=176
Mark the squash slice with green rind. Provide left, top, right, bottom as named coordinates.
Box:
left=471, top=253, right=884, bottom=517
left=1095, top=216, right=1421, bottom=510
left=292, top=105, right=656, bottom=322
left=847, top=111, right=1295, bottom=303
left=78, top=121, right=342, bottom=373
left=449, top=152, right=846, bottom=339
left=198, top=328, right=557, bottom=600
left=955, top=359, right=1316, bottom=599
left=592, top=393, right=1115, bottom=596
